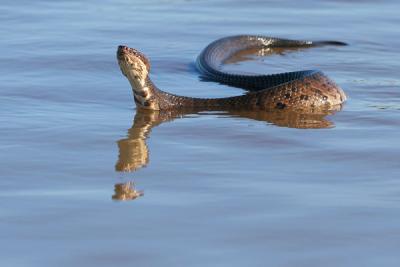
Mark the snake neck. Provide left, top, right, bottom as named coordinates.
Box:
left=129, top=76, right=159, bottom=110
left=131, top=76, right=224, bottom=110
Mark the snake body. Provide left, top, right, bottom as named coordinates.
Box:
left=117, top=35, right=347, bottom=112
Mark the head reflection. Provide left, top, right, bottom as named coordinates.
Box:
left=112, top=181, right=144, bottom=201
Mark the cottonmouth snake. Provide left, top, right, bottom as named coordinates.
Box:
left=117, top=35, right=347, bottom=112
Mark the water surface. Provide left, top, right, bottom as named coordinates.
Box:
left=1, top=0, right=400, bottom=266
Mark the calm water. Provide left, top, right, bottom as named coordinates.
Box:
left=1, top=0, right=400, bottom=266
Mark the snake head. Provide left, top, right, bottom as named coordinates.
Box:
left=117, top=45, right=151, bottom=85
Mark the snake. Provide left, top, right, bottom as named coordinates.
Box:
left=117, top=35, right=347, bottom=112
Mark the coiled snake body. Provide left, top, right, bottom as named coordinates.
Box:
left=117, top=35, right=347, bottom=112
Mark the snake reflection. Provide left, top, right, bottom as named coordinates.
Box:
left=113, top=107, right=336, bottom=200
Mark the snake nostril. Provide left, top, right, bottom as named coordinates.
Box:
left=118, top=45, right=129, bottom=53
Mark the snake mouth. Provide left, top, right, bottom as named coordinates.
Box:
left=117, top=45, right=151, bottom=71
left=117, top=45, right=144, bottom=61
left=117, top=45, right=132, bottom=60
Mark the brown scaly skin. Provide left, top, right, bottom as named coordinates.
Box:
left=117, top=35, right=347, bottom=113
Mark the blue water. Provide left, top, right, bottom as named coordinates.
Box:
left=1, top=0, right=400, bottom=266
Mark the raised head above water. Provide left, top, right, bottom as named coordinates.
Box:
left=117, top=35, right=347, bottom=112
left=117, top=45, right=159, bottom=110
